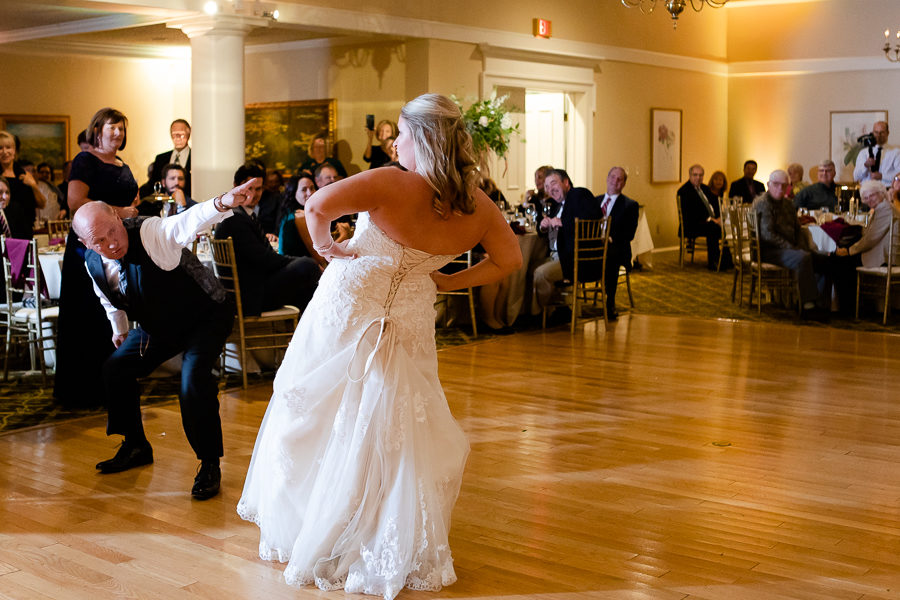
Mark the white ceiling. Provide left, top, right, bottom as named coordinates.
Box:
left=0, top=0, right=344, bottom=51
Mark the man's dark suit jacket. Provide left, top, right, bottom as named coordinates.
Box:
left=557, top=186, right=601, bottom=280
left=213, top=207, right=292, bottom=316
left=727, top=177, right=764, bottom=204
left=678, top=181, right=721, bottom=237
left=151, top=149, right=191, bottom=196
left=597, top=193, right=639, bottom=270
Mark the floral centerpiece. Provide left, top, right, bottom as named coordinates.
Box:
left=451, top=93, right=519, bottom=175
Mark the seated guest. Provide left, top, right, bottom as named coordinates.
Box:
left=257, top=168, right=283, bottom=236
left=298, top=133, right=347, bottom=178
left=707, top=170, right=728, bottom=201
left=278, top=172, right=326, bottom=267
left=214, top=163, right=320, bottom=316
left=72, top=182, right=258, bottom=499
left=77, top=129, right=91, bottom=152
left=315, top=163, right=353, bottom=243
left=752, top=169, right=830, bottom=320
left=832, top=181, right=897, bottom=315
left=794, top=159, right=838, bottom=212
left=532, top=168, right=600, bottom=315
left=596, top=166, right=639, bottom=319
left=787, top=162, right=807, bottom=200
left=729, top=159, right=766, bottom=204
left=524, top=165, right=553, bottom=211
left=479, top=177, right=508, bottom=210
left=137, top=162, right=156, bottom=199
left=677, top=164, right=732, bottom=270
left=35, top=162, right=63, bottom=222
left=57, top=160, right=73, bottom=218
left=138, top=163, right=195, bottom=217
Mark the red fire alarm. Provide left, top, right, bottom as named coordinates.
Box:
left=533, top=18, right=551, bottom=39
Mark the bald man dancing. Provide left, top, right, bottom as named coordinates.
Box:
left=72, top=180, right=257, bottom=499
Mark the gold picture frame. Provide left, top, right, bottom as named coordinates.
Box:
left=0, top=114, right=70, bottom=170
left=245, top=99, right=336, bottom=174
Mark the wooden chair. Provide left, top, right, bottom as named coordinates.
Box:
left=47, top=219, right=71, bottom=242
left=1, top=237, right=58, bottom=384
left=209, top=238, right=300, bottom=389
left=677, top=194, right=729, bottom=271
left=542, top=217, right=611, bottom=333
left=744, top=210, right=798, bottom=315
left=435, top=250, right=478, bottom=337
left=726, top=204, right=753, bottom=306
left=855, top=216, right=900, bottom=324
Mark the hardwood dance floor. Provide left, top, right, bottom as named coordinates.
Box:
left=3, top=313, right=900, bottom=600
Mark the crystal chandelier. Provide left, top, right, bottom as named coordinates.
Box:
left=621, top=0, right=728, bottom=29
left=884, top=29, right=900, bottom=62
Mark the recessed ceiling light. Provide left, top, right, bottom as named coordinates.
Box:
left=203, top=1, right=218, bottom=15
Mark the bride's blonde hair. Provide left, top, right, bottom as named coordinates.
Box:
left=400, top=93, right=479, bottom=216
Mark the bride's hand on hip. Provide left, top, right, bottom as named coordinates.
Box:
left=316, top=239, right=357, bottom=262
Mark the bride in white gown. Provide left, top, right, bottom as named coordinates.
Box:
left=237, top=93, right=522, bottom=600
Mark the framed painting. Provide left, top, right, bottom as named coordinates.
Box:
left=651, top=108, right=682, bottom=183
left=0, top=114, right=70, bottom=170
left=245, top=99, right=336, bottom=174
left=830, top=110, right=888, bottom=183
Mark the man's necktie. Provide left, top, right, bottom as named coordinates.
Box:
left=0, top=209, right=11, bottom=237
left=116, top=260, right=128, bottom=303
left=697, top=187, right=715, bottom=218
left=602, top=197, right=610, bottom=216
left=173, top=152, right=181, bottom=166
left=875, top=147, right=883, bottom=173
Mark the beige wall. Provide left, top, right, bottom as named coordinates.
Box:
left=727, top=0, right=892, bottom=62
left=595, top=61, right=728, bottom=248
left=0, top=50, right=190, bottom=186
left=728, top=67, right=900, bottom=187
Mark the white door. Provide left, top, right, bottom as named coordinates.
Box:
left=525, top=90, right=567, bottom=193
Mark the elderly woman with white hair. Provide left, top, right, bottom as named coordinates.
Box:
left=832, top=179, right=897, bottom=314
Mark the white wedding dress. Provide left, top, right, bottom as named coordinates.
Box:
left=237, top=212, right=471, bottom=600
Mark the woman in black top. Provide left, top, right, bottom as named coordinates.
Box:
left=54, top=108, right=139, bottom=408
left=362, top=120, right=398, bottom=170
left=0, top=130, right=46, bottom=238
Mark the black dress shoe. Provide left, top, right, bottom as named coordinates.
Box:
left=192, top=460, right=221, bottom=500
left=606, top=310, right=619, bottom=321
left=96, top=441, right=153, bottom=474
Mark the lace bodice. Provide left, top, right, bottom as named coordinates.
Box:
left=314, top=213, right=457, bottom=358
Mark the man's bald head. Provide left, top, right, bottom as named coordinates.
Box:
left=73, top=201, right=129, bottom=260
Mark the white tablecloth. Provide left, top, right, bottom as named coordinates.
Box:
left=631, top=208, right=654, bottom=267
left=37, top=249, right=65, bottom=299
left=806, top=225, right=837, bottom=253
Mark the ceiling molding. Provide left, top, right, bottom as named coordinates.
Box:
left=0, top=38, right=190, bottom=60
left=729, top=56, right=895, bottom=77
left=0, top=13, right=164, bottom=44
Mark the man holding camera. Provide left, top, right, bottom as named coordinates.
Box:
left=854, top=121, right=900, bottom=185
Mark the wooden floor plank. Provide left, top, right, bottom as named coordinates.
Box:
left=3, top=314, right=900, bottom=599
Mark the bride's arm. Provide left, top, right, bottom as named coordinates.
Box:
left=431, top=194, right=522, bottom=292
left=304, top=169, right=392, bottom=260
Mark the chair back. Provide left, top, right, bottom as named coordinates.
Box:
left=47, top=219, right=72, bottom=242
left=209, top=238, right=244, bottom=317
left=2, top=237, right=45, bottom=307
left=438, top=251, right=475, bottom=296
left=572, top=217, right=609, bottom=284
left=744, top=208, right=764, bottom=266
left=676, top=195, right=685, bottom=236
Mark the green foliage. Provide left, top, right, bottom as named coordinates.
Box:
left=451, top=94, right=519, bottom=159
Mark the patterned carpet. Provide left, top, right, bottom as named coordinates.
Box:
left=2, top=250, right=896, bottom=435
left=626, top=249, right=900, bottom=333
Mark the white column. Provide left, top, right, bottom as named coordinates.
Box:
left=168, top=15, right=269, bottom=202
